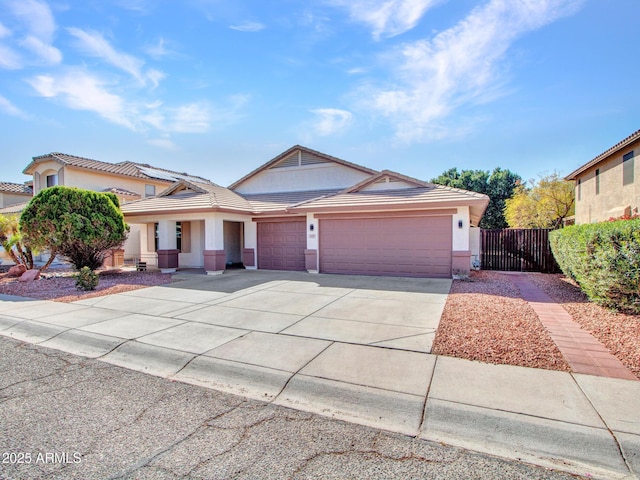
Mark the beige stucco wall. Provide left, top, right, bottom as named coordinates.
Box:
left=0, top=192, right=31, bottom=208
left=234, top=163, right=372, bottom=194
left=30, top=162, right=170, bottom=200
left=574, top=139, right=640, bottom=223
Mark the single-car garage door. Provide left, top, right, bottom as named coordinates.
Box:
left=319, top=215, right=452, bottom=278
left=257, top=219, right=306, bottom=271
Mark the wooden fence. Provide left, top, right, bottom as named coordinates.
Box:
left=480, top=229, right=561, bottom=273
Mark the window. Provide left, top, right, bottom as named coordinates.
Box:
left=595, top=168, right=600, bottom=195
left=623, top=151, right=634, bottom=186
left=176, top=222, right=182, bottom=252
left=145, top=184, right=156, bottom=197
left=46, top=174, right=58, bottom=187
left=577, top=179, right=581, bottom=201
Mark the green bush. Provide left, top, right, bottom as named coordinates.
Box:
left=20, top=186, right=129, bottom=271
left=75, top=267, right=99, bottom=291
left=549, top=218, right=640, bottom=313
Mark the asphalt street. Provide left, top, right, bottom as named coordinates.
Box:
left=0, top=336, right=584, bottom=480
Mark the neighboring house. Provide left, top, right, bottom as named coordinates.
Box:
left=120, top=145, right=489, bottom=278
left=0, top=182, right=32, bottom=210
left=2, top=152, right=214, bottom=265
left=0, top=183, right=33, bottom=262
left=566, top=129, right=640, bottom=224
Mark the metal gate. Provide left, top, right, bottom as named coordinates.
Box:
left=481, top=229, right=561, bottom=273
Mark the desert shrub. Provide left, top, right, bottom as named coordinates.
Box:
left=20, top=186, right=129, bottom=271
left=550, top=218, right=640, bottom=313
left=75, top=266, right=99, bottom=291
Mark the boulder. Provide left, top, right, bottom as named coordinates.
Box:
left=7, top=264, right=27, bottom=277
left=18, top=269, right=40, bottom=282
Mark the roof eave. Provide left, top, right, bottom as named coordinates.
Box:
left=565, top=129, right=640, bottom=180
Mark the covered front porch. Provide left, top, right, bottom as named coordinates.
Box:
left=123, top=212, right=257, bottom=275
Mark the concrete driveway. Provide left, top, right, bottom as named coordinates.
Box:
left=0, top=270, right=450, bottom=435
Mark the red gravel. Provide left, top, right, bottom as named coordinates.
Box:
left=0, top=269, right=172, bottom=303
left=528, top=274, right=640, bottom=379
left=432, top=271, right=571, bottom=372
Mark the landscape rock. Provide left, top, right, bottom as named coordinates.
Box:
left=7, top=264, right=27, bottom=277
left=18, top=269, right=40, bottom=283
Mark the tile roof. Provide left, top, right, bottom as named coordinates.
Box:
left=228, top=145, right=378, bottom=190
left=566, top=129, right=640, bottom=180
left=23, top=152, right=213, bottom=185
left=0, top=182, right=33, bottom=195
left=290, top=185, right=488, bottom=210
left=101, top=187, right=141, bottom=197
left=120, top=180, right=252, bottom=215
left=241, top=189, right=342, bottom=213
left=289, top=184, right=489, bottom=225
left=0, top=201, right=29, bottom=215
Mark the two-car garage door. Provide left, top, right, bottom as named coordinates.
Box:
left=319, top=215, right=452, bottom=278
left=257, top=214, right=452, bottom=277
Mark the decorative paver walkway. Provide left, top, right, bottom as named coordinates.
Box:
left=510, top=274, right=637, bottom=381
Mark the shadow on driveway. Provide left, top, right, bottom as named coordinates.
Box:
left=168, top=269, right=452, bottom=295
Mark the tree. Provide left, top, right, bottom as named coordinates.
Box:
left=0, top=214, right=34, bottom=269
left=504, top=172, right=575, bottom=229
left=431, top=167, right=522, bottom=228
left=20, top=186, right=129, bottom=271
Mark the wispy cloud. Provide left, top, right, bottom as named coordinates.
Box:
left=0, top=94, right=28, bottom=119
left=363, top=0, right=584, bottom=141
left=0, top=22, right=11, bottom=38
left=67, top=27, right=164, bottom=87
left=144, top=37, right=174, bottom=59
left=310, top=108, right=353, bottom=136
left=168, top=102, right=211, bottom=133
left=26, top=68, right=222, bottom=134
left=0, top=44, right=22, bottom=69
left=3, top=0, right=62, bottom=65
left=330, top=0, right=443, bottom=39
left=147, top=137, right=178, bottom=150
left=28, top=69, right=135, bottom=129
left=229, top=21, right=266, bottom=32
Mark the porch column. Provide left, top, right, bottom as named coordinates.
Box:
left=306, top=212, right=319, bottom=273
left=452, top=207, right=471, bottom=276
left=243, top=220, right=257, bottom=270
left=157, top=220, right=178, bottom=273
left=203, top=216, right=225, bottom=275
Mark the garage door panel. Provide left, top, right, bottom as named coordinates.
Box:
left=319, top=216, right=452, bottom=278
left=257, top=220, right=306, bottom=271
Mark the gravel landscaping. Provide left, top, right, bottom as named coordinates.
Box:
left=432, top=271, right=571, bottom=372
left=528, top=273, right=640, bottom=379
left=0, top=268, right=172, bottom=303
left=433, top=271, right=640, bottom=379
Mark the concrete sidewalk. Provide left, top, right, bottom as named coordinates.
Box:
left=0, top=271, right=638, bottom=479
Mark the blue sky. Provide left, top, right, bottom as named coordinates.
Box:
left=1, top=0, right=638, bottom=187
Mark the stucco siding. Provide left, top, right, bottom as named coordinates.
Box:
left=61, top=167, right=169, bottom=197
left=233, top=163, right=372, bottom=194
left=0, top=192, right=31, bottom=208
left=574, top=141, right=640, bottom=223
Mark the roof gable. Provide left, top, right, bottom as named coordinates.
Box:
left=344, top=170, right=428, bottom=193
left=228, top=145, right=378, bottom=193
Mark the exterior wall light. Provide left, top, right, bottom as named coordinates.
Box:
left=309, top=224, right=314, bottom=231
left=458, top=220, right=463, bottom=229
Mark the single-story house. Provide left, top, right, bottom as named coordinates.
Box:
left=566, top=129, right=640, bottom=223
left=120, top=145, right=489, bottom=278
